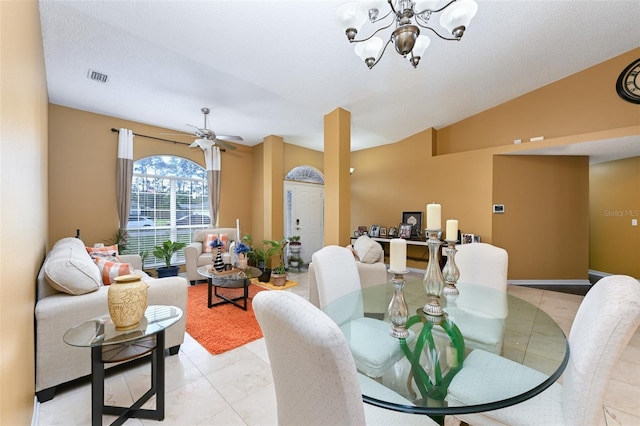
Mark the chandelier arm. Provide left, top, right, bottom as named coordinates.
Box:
left=370, top=8, right=394, bottom=24
left=386, top=0, right=399, bottom=16
left=415, top=0, right=458, bottom=15
left=350, top=19, right=396, bottom=44
left=368, top=37, right=395, bottom=69
left=416, top=23, right=461, bottom=41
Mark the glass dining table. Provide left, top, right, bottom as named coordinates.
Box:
left=321, top=279, right=569, bottom=417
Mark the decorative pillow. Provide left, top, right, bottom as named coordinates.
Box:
left=204, top=233, right=229, bottom=253
left=94, top=258, right=134, bottom=285
left=86, top=244, right=119, bottom=259
left=44, top=247, right=102, bottom=295
left=353, top=235, right=383, bottom=264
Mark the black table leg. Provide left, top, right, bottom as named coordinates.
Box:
left=91, top=346, right=104, bottom=426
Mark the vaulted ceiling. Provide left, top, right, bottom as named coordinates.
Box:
left=39, top=0, right=640, bottom=153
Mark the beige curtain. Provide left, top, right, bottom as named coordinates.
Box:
left=117, top=128, right=134, bottom=230
left=204, top=146, right=221, bottom=227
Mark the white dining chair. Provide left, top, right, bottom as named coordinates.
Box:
left=310, top=245, right=415, bottom=377
left=253, top=290, right=436, bottom=426
left=441, top=243, right=509, bottom=354
left=445, top=274, right=640, bottom=426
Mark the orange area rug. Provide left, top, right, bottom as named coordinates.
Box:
left=186, top=283, right=266, bottom=355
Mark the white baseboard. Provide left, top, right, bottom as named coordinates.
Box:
left=508, top=279, right=591, bottom=286
left=32, top=396, right=39, bottom=426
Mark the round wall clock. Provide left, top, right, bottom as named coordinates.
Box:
left=616, top=58, right=640, bottom=104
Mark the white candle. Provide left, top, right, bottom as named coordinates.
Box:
left=426, top=203, right=441, bottom=230
left=236, top=218, right=240, bottom=240
left=446, top=219, right=458, bottom=241
left=390, top=238, right=407, bottom=272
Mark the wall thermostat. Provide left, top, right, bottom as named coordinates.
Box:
left=493, top=204, right=505, bottom=214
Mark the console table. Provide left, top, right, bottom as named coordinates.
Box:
left=351, top=236, right=431, bottom=262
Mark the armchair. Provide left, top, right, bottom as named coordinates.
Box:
left=184, top=227, right=238, bottom=284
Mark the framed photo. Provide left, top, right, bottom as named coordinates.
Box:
left=379, top=227, right=387, bottom=237
left=388, top=227, right=398, bottom=237
left=357, top=226, right=367, bottom=236
left=369, top=224, right=380, bottom=237
left=402, top=211, right=422, bottom=237
left=353, top=230, right=359, bottom=237
left=461, top=233, right=474, bottom=244
left=399, top=223, right=413, bottom=239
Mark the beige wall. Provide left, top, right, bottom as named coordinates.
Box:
left=437, top=48, right=640, bottom=155
left=493, top=156, right=590, bottom=280
left=351, top=48, right=640, bottom=277
left=590, top=157, right=640, bottom=277
left=0, top=1, right=49, bottom=424
left=48, top=105, right=255, bottom=248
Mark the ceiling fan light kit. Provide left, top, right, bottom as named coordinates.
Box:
left=337, top=0, right=478, bottom=69
left=186, top=107, right=241, bottom=151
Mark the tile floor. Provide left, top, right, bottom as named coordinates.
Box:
left=37, top=271, right=640, bottom=425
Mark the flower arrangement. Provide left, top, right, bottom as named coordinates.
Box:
left=234, top=241, right=251, bottom=256
left=209, top=238, right=224, bottom=250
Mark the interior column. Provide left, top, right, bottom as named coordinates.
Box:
left=324, top=108, right=351, bottom=246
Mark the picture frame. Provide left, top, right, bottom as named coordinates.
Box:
left=388, top=227, right=398, bottom=238
left=402, top=211, right=422, bottom=237
left=461, top=233, right=474, bottom=244
left=379, top=227, right=387, bottom=237
left=399, top=223, right=413, bottom=239
left=357, top=226, right=367, bottom=236
left=369, top=224, right=380, bottom=238
left=353, top=230, right=359, bottom=237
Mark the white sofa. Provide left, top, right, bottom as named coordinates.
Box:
left=35, top=237, right=188, bottom=402
left=184, top=227, right=238, bottom=284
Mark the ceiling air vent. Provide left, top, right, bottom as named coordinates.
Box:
left=87, top=69, right=109, bottom=83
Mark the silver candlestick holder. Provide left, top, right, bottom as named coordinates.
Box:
left=423, top=229, right=445, bottom=316
left=388, top=269, right=410, bottom=338
left=442, top=240, right=460, bottom=296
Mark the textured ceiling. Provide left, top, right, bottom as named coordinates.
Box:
left=39, top=0, right=640, bottom=154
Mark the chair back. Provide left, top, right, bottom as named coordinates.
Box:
left=253, top=291, right=366, bottom=426
left=454, top=243, right=509, bottom=318
left=561, top=275, right=640, bottom=425
left=311, top=245, right=364, bottom=325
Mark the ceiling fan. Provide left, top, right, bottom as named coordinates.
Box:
left=186, top=107, right=242, bottom=151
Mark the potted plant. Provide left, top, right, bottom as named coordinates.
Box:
left=254, top=238, right=288, bottom=283
left=153, top=240, right=187, bottom=278
left=288, top=254, right=301, bottom=269
left=270, top=238, right=289, bottom=286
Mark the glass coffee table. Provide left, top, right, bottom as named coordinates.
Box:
left=63, top=305, right=182, bottom=426
left=197, top=265, right=262, bottom=310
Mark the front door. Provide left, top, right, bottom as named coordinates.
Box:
left=284, top=181, right=324, bottom=264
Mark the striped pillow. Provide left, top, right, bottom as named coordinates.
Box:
left=86, top=244, right=119, bottom=259
left=94, top=257, right=133, bottom=285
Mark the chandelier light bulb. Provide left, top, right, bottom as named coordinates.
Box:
left=354, top=36, right=384, bottom=67
left=337, top=2, right=368, bottom=40
left=439, top=0, right=478, bottom=38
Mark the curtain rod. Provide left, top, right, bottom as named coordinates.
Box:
left=110, top=128, right=189, bottom=145
left=110, top=128, right=226, bottom=151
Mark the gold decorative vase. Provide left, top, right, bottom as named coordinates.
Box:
left=108, top=274, right=148, bottom=330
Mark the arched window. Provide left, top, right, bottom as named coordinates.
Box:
left=126, top=156, right=209, bottom=266
left=285, top=166, right=324, bottom=184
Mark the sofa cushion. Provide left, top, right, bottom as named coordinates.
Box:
left=204, top=233, right=229, bottom=253
left=44, top=244, right=101, bottom=295
left=94, top=257, right=134, bottom=285
left=353, top=235, right=383, bottom=264
left=86, top=244, right=119, bottom=259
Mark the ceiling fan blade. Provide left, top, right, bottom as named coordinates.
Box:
left=216, top=135, right=244, bottom=142
left=213, top=138, right=237, bottom=150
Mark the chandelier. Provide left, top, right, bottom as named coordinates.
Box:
left=337, top=0, right=478, bottom=69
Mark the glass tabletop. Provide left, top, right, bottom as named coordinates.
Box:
left=197, top=265, right=262, bottom=281
left=321, top=280, right=569, bottom=416
left=63, top=305, right=183, bottom=348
